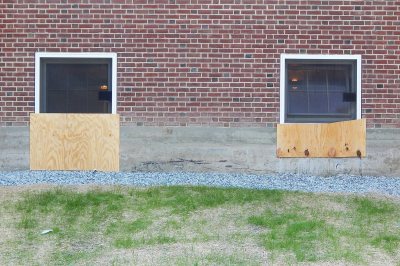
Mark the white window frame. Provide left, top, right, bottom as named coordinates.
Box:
left=279, top=54, right=361, bottom=124
left=35, top=52, right=117, bottom=114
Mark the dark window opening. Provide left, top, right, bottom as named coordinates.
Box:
left=286, top=60, right=357, bottom=123
left=40, top=58, right=112, bottom=113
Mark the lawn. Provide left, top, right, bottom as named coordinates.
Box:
left=0, top=185, right=400, bottom=265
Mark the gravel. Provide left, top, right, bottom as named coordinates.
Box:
left=0, top=171, right=400, bottom=196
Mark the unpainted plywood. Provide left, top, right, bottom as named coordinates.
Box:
left=65, top=114, right=119, bottom=171
left=276, top=119, right=366, bottom=158
left=30, top=113, right=119, bottom=171
left=30, top=114, right=67, bottom=170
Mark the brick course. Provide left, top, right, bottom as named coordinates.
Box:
left=0, top=0, right=399, bottom=128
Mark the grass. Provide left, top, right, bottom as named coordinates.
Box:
left=1, top=185, right=400, bottom=265
left=249, top=212, right=335, bottom=262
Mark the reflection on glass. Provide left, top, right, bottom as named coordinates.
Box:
left=46, top=63, right=109, bottom=113
left=286, top=63, right=355, bottom=122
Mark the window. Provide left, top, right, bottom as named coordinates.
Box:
left=35, top=53, right=117, bottom=114
left=280, top=54, right=361, bottom=123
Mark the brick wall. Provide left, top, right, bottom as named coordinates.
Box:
left=0, top=0, right=399, bottom=128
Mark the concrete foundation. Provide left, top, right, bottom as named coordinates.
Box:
left=0, top=127, right=30, bottom=171
left=1, top=126, right=399, bottom=176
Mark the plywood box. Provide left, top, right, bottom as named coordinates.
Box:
left=277, top=119, right=366, bottom=158
left=30, top=114, right=119, bottom=171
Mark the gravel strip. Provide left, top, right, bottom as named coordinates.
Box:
left=0, top=171, right=399, bottom=196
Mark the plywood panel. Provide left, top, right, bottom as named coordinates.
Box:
left=30, top=114, right=67, bottom=170
left=330, top=119, right=366, bottom=158
left=30, top=114, right=119, bottom=171
left=65, top=114, right=119, bottom=171
left=276, top=119, right=366, bottom=158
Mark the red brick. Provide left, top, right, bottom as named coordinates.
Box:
left=0, top=1, right=398, bottom=128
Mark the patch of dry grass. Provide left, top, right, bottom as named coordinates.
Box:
left=0, top=185, right=399, bottom=265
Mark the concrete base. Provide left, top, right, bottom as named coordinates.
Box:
left=120, top=127, right=400, bottom=177
left=1, top=126, right=400, bottom=176
left=0, top=127, right=29, bottom=171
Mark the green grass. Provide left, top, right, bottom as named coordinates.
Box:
left=371, top=235, right=400, bottom=253
left=353, top=197, right=396, bottom=216
left=18, top=216, right=38, bottom=229
left=249, top=211, right=339, bottom=262
left=133, top=186, right=284, bottom=215
left=51, top=250, right=93, bottom=266
left=1, top=186, right=400, bottom=265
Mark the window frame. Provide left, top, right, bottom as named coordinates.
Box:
left=35, top=52, right=117, bottom=114
left=279, top=54, right=361, bottom=124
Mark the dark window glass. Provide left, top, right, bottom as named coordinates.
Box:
left=41, top=59, right=111, bottom=113
left=286, top=61, right=356, bottom=123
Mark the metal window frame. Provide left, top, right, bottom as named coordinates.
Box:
left=35, top=52, right=117, bottom=114
left=280, top=54, right=361, bottom=124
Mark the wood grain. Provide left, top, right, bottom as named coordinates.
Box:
left=276, top=119, right=366, bottom=158
left=30, top=113, right=119, bottom=171
left=30, top=114, right=67, bottom=170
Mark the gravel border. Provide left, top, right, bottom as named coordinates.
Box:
left=0, top=171, right=400, bottom=196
